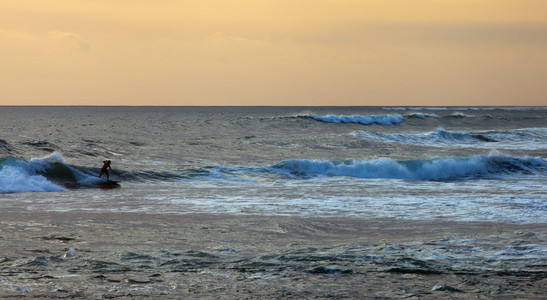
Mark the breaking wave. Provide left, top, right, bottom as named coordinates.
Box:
left=270, top=153, right=546, bottom=181
left=0, top=153, right=117, bottom=194
left=302, top=114, right=405, bottom=125
left=296, top=113, right=443, bottom=125
left=4, top=152, right=546, bottom=194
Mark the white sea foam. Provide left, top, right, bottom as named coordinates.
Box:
left=0, top=165, right=64, bottom=194
left=0, top=152, right=109, bottom=194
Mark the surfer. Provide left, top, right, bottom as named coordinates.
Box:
left=98, top=160, right=112, bottom=180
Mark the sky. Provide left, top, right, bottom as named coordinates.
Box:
left=1, top=0, right=547, bottom=106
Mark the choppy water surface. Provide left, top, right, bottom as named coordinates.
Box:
left=1, top=106, right=546, bottom=223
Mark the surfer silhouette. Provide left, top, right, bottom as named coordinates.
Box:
left=98, top=160, right=112, bottom=180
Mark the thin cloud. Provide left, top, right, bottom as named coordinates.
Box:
left=49, top=31, right=91, bottom=52
left=286, top=21, right=547, bottom=48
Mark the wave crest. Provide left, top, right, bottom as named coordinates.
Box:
left=272, top=154, right=546, bottom=181
left=0, top=164, right=64, bottom=193
left=0, top=153, right=116, bottom=194
left=307, top=114, right=405, bottom=125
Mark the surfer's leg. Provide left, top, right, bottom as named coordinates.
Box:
left=105, top=170, right=109, bottom=180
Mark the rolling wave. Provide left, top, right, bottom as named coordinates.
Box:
left=296, top=113, right=445, bottom=125
left=382, top=106, right=482, bottom=112
left=300, top=114, right=405, bottom=125
left=0, top=139, right=13, bottom=154
left=0, top=153, right=220, bottom=194
left=0, top=153, right=119, bottom=194
left=359, top=128, right=547, bottom=149
left=405, top=113, right=438, bottom=119
left=0, top=164, right=64, bottom=194
left=270, top=153, right=546, bottom=181
left=3, top=152, right=545, bottom=194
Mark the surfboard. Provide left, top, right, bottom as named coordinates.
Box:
left=97, top=178, right=121, bottom=188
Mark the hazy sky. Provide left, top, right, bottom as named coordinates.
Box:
left=1, top=0, right=547, bottom=106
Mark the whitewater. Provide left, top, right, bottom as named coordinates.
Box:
left=1, top=106, right=546, bottom=223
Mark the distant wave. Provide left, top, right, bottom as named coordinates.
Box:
left=270, top=153, right=546, bottom=181
left=0, top=139, right=13, bottom=154
left=295, top=113, right=443, bottom=125
left=445, top=112, right=476, bottom=119
left=408, top=107, right=450, bottom=111
left=22, top=140, right=58, bottom=152
left=382, top=107, right=407, bottom=111
left=383, top=107, right=450, bottom=111
left=405, top=113, right=438, bottom=119
left=361, top=128, right=497, bottom=144
left=383, top=107, right=487, bottom=111
left=301, top=114, right=405, bottom=125
left=383, top=106, right=547, bottom=112
left=359, top=128, right=547, bottom=149
left=0, top=153, right=119, bottom=194
left=382, top=106, right=452, bottom=110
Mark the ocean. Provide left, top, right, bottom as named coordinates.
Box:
left=1, top=106, right=545, bottom=222
left=1, top=106, right=546, bottom=297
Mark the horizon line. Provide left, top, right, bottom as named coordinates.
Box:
left=2, top=105, right=546, bottom=108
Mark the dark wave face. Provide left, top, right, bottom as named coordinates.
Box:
left=0, top=154, right=104, bottom=193
left=270, top=153, right=546, bottom=181
left=2, top=151, right=545, bottom=194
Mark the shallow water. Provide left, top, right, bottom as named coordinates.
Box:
left=1, top=211, right=545, bottom=299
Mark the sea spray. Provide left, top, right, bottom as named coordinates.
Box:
left=0, top=165, right=64, bottom=193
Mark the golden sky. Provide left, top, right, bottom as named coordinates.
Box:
left=1, top=0, right=547, bottom=106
